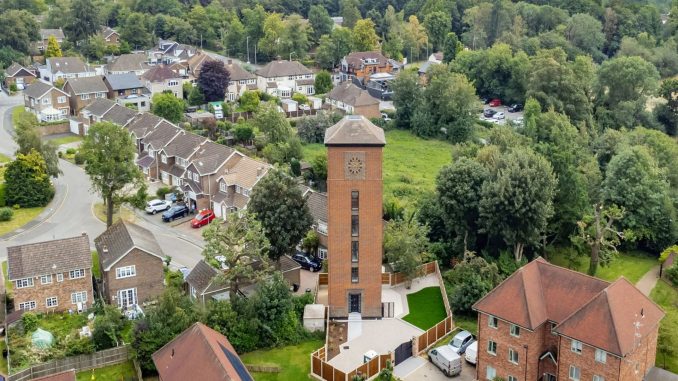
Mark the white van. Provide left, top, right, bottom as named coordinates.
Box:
left=465, top=341, right=478, bottom=365
left=428, top=345, right=462, bottom=377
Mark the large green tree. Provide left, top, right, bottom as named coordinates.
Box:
left=45, top=35, right=62, bottom=58
left=384, top=220, right=430, bottom=287
left=65, top=0, right=99, bottom=44
left=0, top=10, right=39, bottom=54
left=308, top=5, right=333, bottom=43
left=5, top=150, right=55, bottom=208
left=391, top=69, right=421, bottom=130
left=253, top=102, right=293, bottom=144
left=352, top=19, right=380, bottom=52
left=424, top=11, right=451, bottom=51
left=14, top=110, right=60, bottom=178
left=151, top=93, right=185, bottom=123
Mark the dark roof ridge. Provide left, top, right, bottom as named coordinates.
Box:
left=519, top=269, right=534, bottom=328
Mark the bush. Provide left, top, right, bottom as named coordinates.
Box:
left=64, top=336, right=95, bottom=356
left=0, top=207, right=13, bottom=221
left=666, top=265, right=678, bottom=286
left=21, top=313, right=38, bottom=333
left=12, top=204, right=20, bottom=210
left=0, top=183, right=5, bottom=207
left=66, top=148, right=76, bottom=155
left=156, top=186, right=172, bottom=200
left=73, top=152, right=85, bottom=165
left=9, top=83, right=18, bottom=93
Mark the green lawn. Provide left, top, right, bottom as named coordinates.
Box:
left=11, top=106, right=23, bottom=123
left=651, top=280, right=678, bottom=373
left=93, top=203, right=136, bottom=224
left=76, top=361, right=138, bottom=381
left=0, top=339, right=7, bottom=375
left=453, top=314, right=477, bottom=336
left=301, top=129, right=453, bottom=207
left=47, top=134, right=82, bottom=146
left=546, top=248, right=657, bottom=283
left=0, top=154, right=10, bottom=163
left=0, top=206, right=44, bottom=237
left=240, top=339, right=323, bottom=381
left=402, top=287, right=447, bottom=330
left=91, top=251, right=101, bottom=279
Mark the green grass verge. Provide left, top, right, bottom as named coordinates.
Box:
left=651, top=280, right=678, bottom=373
left=402, top=287, right=447, bottom=331
left=0, top=339, right=6, bottom=375
left=76, top=361, right=138, bottom=381
left=453, top=314, right=478, bottom=337
left=2, top=261, right=12, bottom=296
left=48, top=134, right=82, bottom=146
left=91, top=251, right=101, bottom=279
left=11, top=106, right=23, bottom=124
left=0, top=206, right=45, bottom=237
left=0, top=154, right=10, bottom=163
left=546, top=248, right=657, bottom=283
left=240, top=339, right=323, bottom=381
left=92, top=203, right=136, bottom=225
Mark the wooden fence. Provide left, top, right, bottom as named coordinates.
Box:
left=8, top=345, right=131, bottom=381
left=311, top=346, right=392, bottom=381
left=416, top=316, right=454, bottom=355
left=223, top=109, right=318, bottom=122
left=434, top=261, right=452, bottom=317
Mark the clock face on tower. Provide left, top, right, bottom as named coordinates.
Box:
left=344, top=152, right=366, bottom=179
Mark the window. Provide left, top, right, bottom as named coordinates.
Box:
left=317, top=221, right=328, bottom=235
left=569, top=366, right=581, bottom=381
left=351, top=215, right=359, bottom=236
left=115, top=265, right=136, bottom=279
left=95, top=92, right=105, bottom=98
left=131, top=88, right=138, bottom=94
left=42, top=97, right=50, bottom=104
left=486, top=366, right=496, bottom=380
left=193, top=173, right=199, bottom=182
left=161, top=154, right=167, bottom=164
left=56, top=273, right=63, bottom=282
left=351, top=191, right=359, bottom=210
left=510, top=324, right=520, bottom=337
left=508, top=376, right=518, bottom=381
left=351, top=241, right=359, bottom=262
left=595, top=349, right=606, bottom=363
left=318, top=248, right=327, bottom=259
left=46, top=296, right=58, bottom=308
left=80, top=94, right=91, bottom=100
left=15, top=278, right=34, bottom=288
left=71, top=291, right=87, bottom=304
left=351, top=267, right=359, bottom=283
left=118, top=288, right=137, bottom=308
left=235, top=185, right=241, bottom=194
left=219, top=182, right=227, bottom=192
left=187, top=170, right=192, bottom=179
left=488, top=315, right=498, bottom=328
left=509, top=348, right=519, bottom=364
left=593, top=376, right=604, bottom=381
left=57, top=96, right=66, bottom=104
left=487, top=340, right=497, bottom=355
left=243, top=189, right=251, bottom=196
left=168, top=80, right=179, bottom=86
left=40, top=275, right=53, bottom=285
left=69, top=269, right=85, bottom=279
left=177, top=158, right=187, bottom=168
left=190, top=285, right=196, bottom=298
left=571, top=340, right=583, bottom=354
left=19, top=301, right=36, bottom=311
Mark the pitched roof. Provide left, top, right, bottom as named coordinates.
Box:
left=24, top=81, right=61, bottom=99
left=162, top=130, right=207, bottom=159
left=31, top=369, right=76, bottom=381
left=224, top=61, right=255, bottom=81
left=65, top=75, right=108, bottom=95
left=186, top=52, right=215, bottom=76
left=255, top=59, right=312, bottom=78
left=219, top=155, right=270, bottom=190
left=126, top=112, right=163, bottom=138
left=646, top=367, right=678, bottom=381
left=144, top=120, right=180, bottom=151
left=152, top=322, right=254, bottom=381
left=7, top=235, right=91, bottom=280
left=306, top=190, right=327, bottom=223
left=5, top=62, right=36, bottom=78
left=344, top=51, right=389, bottom=68
left=82, top=98, right=116, bottom=117
left=107, top=53, right=150, bottom=73
left=102, top=104, right=137, bottom=125
left=100, top=26, right=118, bottom=39
left=94, top=220, right=164, bottom=271
left=327, top=82, right=379, bottom=107
left=278, top=255, right=301, bottom=273
left=190, top=141, right=235, bottom=175
left=142, top=65, right=181, bottom=82
left=104, top=73, right=144, bottom=90
left=554, top=277, right=664, bottom=356
left=185, top=259, right=219, bottom=295
left=47, top=57, right=88, bottom=74
left=40, top=28, right=65, bottom=40
left=324, top=115, right=386, bottom=146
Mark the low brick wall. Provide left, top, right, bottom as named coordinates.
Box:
left=38, top=122, right=70, bottom=136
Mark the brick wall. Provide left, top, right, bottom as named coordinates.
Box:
left=618, top=326, right=659, bottom=381
left=557, top=336, right=621, bottom=381
left=12, top=269, right=94, bottom=314
left=354, top=104, right=380, bottom=119
left=102, top=248, right=165, bottom=306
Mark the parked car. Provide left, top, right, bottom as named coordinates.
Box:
left=292, top=252, right=322, bottom=272
left=449, top=330, right=475, bottom=354
left=300, top=104, right=311, bottom=111
left=483, top=109, right=497, bottom=118
left=512, top=117, right=524, bottom=127
left=381, top=112, right=392, bottom=121
left=488, top=98, right=502, bottom=107
left=465, top=341, right=478, bottom=365
left=508, top=103, right=523, bottom=112
left=145, top=199, right=171, bottom=214
left=162, top=204, right=189, bottom=222
left=191, top=209, right=215, bottom=228
left=428, top=345, right=462, bottom=377
left=493, top=112, right=505, bottom=120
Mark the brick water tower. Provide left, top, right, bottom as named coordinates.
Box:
left=324, top=115, right=386, bottom=319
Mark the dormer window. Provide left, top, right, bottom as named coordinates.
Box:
left=219, top=182, right=226, bottom=192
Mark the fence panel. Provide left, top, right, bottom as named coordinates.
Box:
left=318, top=273, right=329, bottom=285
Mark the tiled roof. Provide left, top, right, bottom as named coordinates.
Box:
left=126, top=112, right=163, bottom=138
left=40, top=28, right=65, bottom=40
left=107, top=53, right=150, bottom=73
left=255, top=60, right=312, bottom=78
left=24, top=81, right=57, bottom=99
left=102, top=104, right=137, bottom=125
left=142, top=65, right=181, bottom=82
left=327, top=82, right=379, bottom=107
left=219, top=154, right=270, bottom=190
left=278, top=255, right=301, bottom=273
left=324, top=115, right=386, bottom=146
left=82, top=98, right=116, bottom=117
left=104, top=73, right=144, bottom=90
left=65, top=75, right=108, bottom=95
left=144, top=121, right=180, bottom=151
left=185, top=259, right=219, bottom=295
left=5, top=62, right=35, bottom=78
left=182, top=180, right=203, bottom=194
left=306, top=190, right=327, bottom=223
left=101, top=26, right=118, bottom=39
left=7, top=235, right=91, bottom=280
left=162, top=130, right=206, bottom=159
left=31, top=369, right=76, bottom=381
left=190, top=141, right=235, bottom=175
left=48, top=57, right=88, bottom=74
left=295, top=79, right=315, bottom=86
left=136, top=154, right=155, bottom=168
left=94, top=220, right=164, bottom=271
left=344, top=51, right=389, bottom=68
left=225, top=61, right=255, bottom=81
left=152, top=322, right=254, bottom=381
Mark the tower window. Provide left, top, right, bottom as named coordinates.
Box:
left=351, top=215, right=359, bottom=236
left=351, top=267, right=359, bottom=283
left=351, top=241, right=359, bottom=262
left=351, top=191, right=359, bottom=210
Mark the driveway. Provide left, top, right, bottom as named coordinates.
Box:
left=400, top=355, right=477, bottom=381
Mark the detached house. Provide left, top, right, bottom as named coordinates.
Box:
left=340, top=51, right=396, bottom=82
left=148, top=40, right=196, bottom=65
left=224, top=60, right=257, bottom=102
left=186, top=51, right=214, bottom=83
left=142, top=66, right=183, bottom=98
left=36, top=29, right=65, bottom=52
left=255, top=59, right=315, bottom=98
left=99, top=27, right=120, bottom=46
left=185, top=259, right=228, bottom=305
left=104, top=73, right=150, bottom=112
left=326, top=82, right=380, bottom=119
left=106, top=53, right=151, bottom=76
left=157, top=130, right=207, bottom=187
left=63, top=75, right=109, bottom=114
left=7, top=234, right=94, bottom=313
left=473, top=258, right=664, bottom=381
left=212, top=154, right=270, bottom=219
left=4, top=62, right=37, bottom=89
left=40, top=57, right=94, bottom=84
left=23, top=80, right=70, bottom=122
left=94, top=221, right=166, bottom=308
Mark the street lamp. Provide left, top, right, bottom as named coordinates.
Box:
left=246, top=36, right=250, bottom=64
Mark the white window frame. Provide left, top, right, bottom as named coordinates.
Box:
left=569, top=366, right=581, bottom=381
left=95, top=92, right=106, bottom=98
left=571, top=340, right=583, bottom=354
left=510, top=324, right=520, bottom=337
left=488, top=315, right=498, bottom=328
left=318, top=247, right=328, bottom=260
left=46, top=296, right=58, bottom=308
left=71, top=291, right=87, bottom=304
left=177, top=158, right=187, bottom=168
left=486, top=366, right=496, bottom=381
left=243, top=189, right=251, bottom=197
left=593, top=376, right=604, bottom=381
left=40, top=274, right=53, bottom=285
left=508, top=376, right=518, bottom=381
left=80, top=94, right=91, bottom=100
left=57, top=273, right=63, bottom=282
left=161, top=154, right=167, bottom=164
left=509, top=348, right=519, bottom=364
left=595, top=349, right=606, bottom=364
left=42, top=97, right=50, bottom=105
left=69, top=269, right=85, bottom=279
left=115, top=265, right=137, bottom=279
left=19, top=301, right=37, bottom=310
left=487, top=340, right=497, bottom=355
left=15, top=278, right=34, bottom=288
left=57, top=96, right=66, bottom=104
left=117, top=287, right=137, bottom=308
left=193, top=173, right=199, bottom=182
left=219, top=182, right=226, bottom=192
left=317, top=221, right=328, bottom=235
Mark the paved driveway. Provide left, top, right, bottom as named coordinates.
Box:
left=401, top=355, right=477, bottom=381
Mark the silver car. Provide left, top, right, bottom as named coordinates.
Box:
left=449, top=330, right=475, bottom=354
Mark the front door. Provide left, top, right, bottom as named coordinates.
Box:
left=118, top=288, right=137, bottom=308
left=349, top=293, right=361, bottom=313
left=544, top=373, right=556, bottom=381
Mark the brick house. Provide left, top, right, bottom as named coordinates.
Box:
left=105, top=53, right=151, bottom=76
left=181, top=140, right=236, bottom=211
left=156, top=130, right=206, bottom=187
left=63, top=75, right=109, bottom=114
left=326, top=82, right=381, bottom=119
left=23, top=80, right=70, bottom=122
left=211, top=153, right=269, bottom=219
left=35, top=29, right=65, bottom=52
left=74, top=98, right=136, bottom=135
left=255, top=59, right=315, bottom=98
left=126, top=112, right=165, bottom=153
left=94, top=221, right=166, bottom=308
left=153, top=322, right=253, bottom=381
left=224, top=59, right=257, bottom=102
left=473, top=258, right=664, bottom=381
left=4, top=62, right=37, bottom=89
left=7, top=234, right=94, bottom=313
left=340, top=51, right=395, bottom=82
left=40, top=57, right=94, bottom=84
left=142, top=66, right=183, bottom=98
left=99, top=27, right=120, bottom=46
left=185, top=259, right=228, bottom=306
left=136, top=120, right=180, bottom=181
left=305, top=189, right=328, bottom=260
left=104, top=73, right=150, bottom=112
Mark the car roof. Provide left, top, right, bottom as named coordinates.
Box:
left=453, top=330, right=473, bottom=340
left=434, top=345, right=461, bottom=359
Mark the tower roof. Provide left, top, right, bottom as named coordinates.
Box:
left=324, top=115, right=386, bottom=147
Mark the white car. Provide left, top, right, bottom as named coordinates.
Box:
left=381, top=112, right=392, bottom=121
left=145, top=199, right=172, bottom=214
left=299, top=104, right=311, bottom=111
left=465, top=341, right=478, bottom=365
left=493, top=112, right=505, bottom=120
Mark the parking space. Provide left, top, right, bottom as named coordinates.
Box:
left=479, top=103, right=524, bottom=126
left=401, top=355, right=477, bottom=381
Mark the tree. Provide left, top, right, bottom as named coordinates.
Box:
left=424, top=11, right=451, bottom=51
left=564, top=13, right=605, bottom=60
left=80, top=122, right=142, bottom=227
left=340, top=0, right=361, bottom=29
left=120, top=12, right=153, bottom=49
left=249, top=167, right=313, bottom=260
left=253, top=102, right=292, bottom=144
left=442, top=32, right=462, bottom=64
left=352, top=19, right=379, bottom=52
left=202, top=212, right=271, bottom=299
left=197, top=60, right=230, bottom=103
left=314, top=71, right=332, bottom=94
left=65, top=0, right=99, bottom=44
left=283, top=14, right=311, bottom=59
left=45, top=35, right=62, bottom=58
left=83, top=35, right=106, bottom=61
left=188, top=87, right=205, bottom=106
left=297, top=111, right=337, bottom=144
left=384, top=220, right=430, bottom=287
left=0, top=10, right=39, bottom=54
left=92, top=305, right=126, bottom=350
left=260, top=13, right=285, bottom=58
left=250, top=273, right=304, bottom=345
left=658, top=78, right=678, bottom=135
left=444, top=253, right=501, bottom=314
left=572, top=204, right=625, bottom=276
left=391, top=70, right=421, bottom=130
left=596, top=56, right=659, bottom=109
left=14, top=110, right=60, bottom=178
left=4, top=150, right=55, bottom=208
left=239, top=91, right=260, bottom=112
left=151, top=93, right=185, bottom=123
left=309, top=5, right=333, bottom=42
left=311, top=153, right=327, bottom=182
left=480, top=148, right=557, bottom=262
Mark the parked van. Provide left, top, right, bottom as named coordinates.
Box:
left=428, top=345, right=462, bottom=377
left=465, top=341, right=478, bottom=365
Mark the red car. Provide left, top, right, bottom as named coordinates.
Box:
left=488, top=98, right=502, bottom=107
left=191, top=209, right=215, bottom=228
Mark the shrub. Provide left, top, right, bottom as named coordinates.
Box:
left=66, top=148, right=76, bottom=155
left=12, top=204, right=19, bottom=210
left=73, top=152, right=85, bottom=165
left=57, top=151, right=63, bottom=158
left=666, top=265, right=678, bottom=286
left=9, top=83, right=18, bottom=93
left=0, top=207, right=13, bottom=221
left=64, top=336, right=95, bottom=356
left=21, top=313, right=38, bottom=333
left=0, top=183, right=5, bottom=207
left=156, top=186, right=172, bottom=200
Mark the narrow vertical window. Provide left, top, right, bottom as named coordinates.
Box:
left=351, top=241, right=359, bottom=262
left=351, top=191, right=359, bottom=210
left=351, top=215, right=359, bottom=236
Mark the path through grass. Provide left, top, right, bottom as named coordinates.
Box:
left=402, top=287, right=447, bottom=330
left=240, top=339, right=323, bottom=381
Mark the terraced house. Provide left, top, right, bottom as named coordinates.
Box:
left=7, top=234, right=94, bottom=313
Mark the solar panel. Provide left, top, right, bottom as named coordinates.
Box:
left=220, top=343, right=253, bottom=381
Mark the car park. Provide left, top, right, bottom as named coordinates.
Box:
left=488, top=98, right=502, bottom=107
left=145, top=199, right=172, bottom=214
left=292, top=252, right=322, bottom=272
left=464, top=341, right=477, bottom=365
left=508, top=103, right=523, bottom=112
left=493, top=112, right=505, bottom=120
left=162, top=204, right=189, bottom=222
left=428, top=345, right=462, bottom=377
left=449, top=330, right=475, bottom=354
left=483, top=109, right=497, bottom=118
left=191, top=209, right=215, bottom=228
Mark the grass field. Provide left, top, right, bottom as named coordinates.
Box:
left=93, top=203, right=136, bottom=224
left=0, top=153, right=10, bottom=163
left=453, top=314, right=478, bottom=336
left=547, top=248, right=657, bottom=283
left=76, top=361, right=138, bottom=381
left=240, top=339, right=323, bottom=381
left=301, top=129, right=453, bottom=207
left=0, top=206, right=45, bottom=237
left=2, top=261, right=12, bottom=295
left=402, top=287, right=447, bottom=330
left=47, top=134, right=82, bottom=146
left=651, top=280, right=678, bottom=373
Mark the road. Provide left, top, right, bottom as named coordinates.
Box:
left=0, top=93, right=204, bottom=269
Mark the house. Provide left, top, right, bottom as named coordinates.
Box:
left=7, top=234, right=94, bottom=313
left=186, top=51, right=214, bottom=82
left=148, top=40, right=197, bottom=65
left=94, top=221, right=166, bottom=308
left=99, top=26, right=120, bottom=46
left=73, top=98, right=137, bottom=135
left=340, top=51, right=395, bottom=83
left=185, top=259, right=228, bottom=305
left=35, top=28, right=65, bottom=52
left=255, top=59, right=315, bottom=98
left=473, top=258, right=664, bottom=381
left=156, top=130, right=206, bottom=187
left=40, top=57, right=94, bottom=84
left=306, top=190, right=328, bottom=260
left=418, top=60, right=439, bottom=77
left=142, top=66, right=183, bottom=98
left=23, top=80, right=70, bottom=122
left=428, top=52, right=443, bottom=64
left=365, top=72, right=395, bottom=100
left=4, top=62, right=37, bottom=89
left=136, top=120, right=181, bottom=181
left=224, top=59, right=257, bottom=101
left=212, top=154, right=269, bottom=219
left=325, top=82, right=380, bottom=119
left=106, top=53, right=151, bottom=76
left=30, top=369, right=76, bottom=381
left=63, top=75, right=109, bottom=114
left=181, top=140, right=236, bottom=211
left=152, top=322, right=254, bottom=381
left=126, top=112, right=165, bottom=153
left=104, top=73, right=150, bottom=112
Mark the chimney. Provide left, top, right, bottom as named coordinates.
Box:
left=81, top=232, right=87, bottom=236
left=257, top=167, right=264, bottom=177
